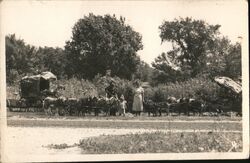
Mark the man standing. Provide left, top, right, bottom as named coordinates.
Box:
left=105, top=80, right=117, bottom=98
left=105, top=80, right=118, bottom=116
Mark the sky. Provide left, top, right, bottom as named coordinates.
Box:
left=1, top=0, right=247, bottom=64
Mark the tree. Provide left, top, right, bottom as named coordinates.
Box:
left=6, top=34, right=37, bottom=83
left=6, top=34, right=68, bottom=84
left=65, top=13, right=143, bottom=80
left=151, top=52, right=182, bottom=84
left=205, top=37, right=241, bottom=79
left=134, top=61, right=154, bottom=82
left=224, top=42, right=241, bottom=79
left=34, top=46, right=67, bottom=79
left=159, top=17, right=221, bottom=77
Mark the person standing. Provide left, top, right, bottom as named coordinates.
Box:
left=119, top=94, right=127, bottom=116
left=132, top=80, right=144, bottom=116
left=105, top=80, right=117, bottom=98
left=105, top=80, right=118, bottom=116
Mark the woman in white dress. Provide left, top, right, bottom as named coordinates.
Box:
left=132, top=80, right=144, bottom=116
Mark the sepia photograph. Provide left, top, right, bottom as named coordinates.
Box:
left=0, top=0, right=249, bottom=162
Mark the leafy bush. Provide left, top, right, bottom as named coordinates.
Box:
left=6, top=84, right=20, bottom=99
left=55, top=78, right=98, bottom=98
left=144, top=76, right=220, bottom=102
left=6, top=73, right=241, bottom=113
left=93, top=74, right=134, bottom=111
left=143, top=75, right=241, bottom=113
left=6, top=69, right=21, bottom=85
left=6, top=72, right=22, bottom=99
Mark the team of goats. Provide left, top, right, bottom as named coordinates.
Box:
left=43, top=96, right=119, bottom=116
left=41, top=96, right=205, bottom=116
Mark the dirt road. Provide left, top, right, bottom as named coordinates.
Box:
left=7, top=117, right=242, bottom=131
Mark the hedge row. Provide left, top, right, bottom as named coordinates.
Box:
left=6, top=75, right=241, bottom=113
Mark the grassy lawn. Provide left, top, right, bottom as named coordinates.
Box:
left=47, top=131, right=242, bottom=154
left=7, top=111, right=242, bottom=121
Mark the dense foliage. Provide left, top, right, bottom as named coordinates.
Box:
left=5, top=34, right=67, bottom=84
left=134, top=61, right=154, bottom=82
left=151, top=52, right=183, bottom=84
left=65, top=13, right=143, bottom=79
left=144, top=75, right=220, bottom=101
left=6, top=34, right=36, bottom=83
left=158, top=17, right=221, bottom=77
left=204, top=37, right=241, bottom=79
left=34, top=46, right=67, bottom=79
left=152, top=18, right=241, bottom=84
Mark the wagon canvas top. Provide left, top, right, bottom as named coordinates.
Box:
left=20, top=72, right=57, bottom=99
left=214, top=76, right=242, bottom=94
left=21, top=71, right=57, bottom=81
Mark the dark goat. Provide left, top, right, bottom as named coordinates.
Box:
left=176, top=98, right=190, bottom=115
left=43, top=96, right=67, bottom=116
left=172, top=98, right=204, bottom=116
left=77, top=97, right=93, bottom=116
left=143, top=100, right=162, bottom=116
left=188, top=98, right=204, bottom=116
left=64, top=98, right=80, bottom=116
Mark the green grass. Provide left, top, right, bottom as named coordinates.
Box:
left=47, top=131, right=242, bottom=154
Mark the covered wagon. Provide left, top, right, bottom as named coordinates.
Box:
left=7, top=71, right=57, bottom=111
left=20, top=71, right=57, bottom=99
left=214, top=76, right=242, bottom=114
